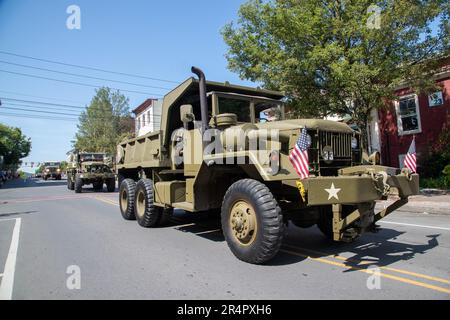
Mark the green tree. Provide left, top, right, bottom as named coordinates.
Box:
left=222, top=0, right=449, bottom=150
left=74, top=87, right=134, bottom=154
left=0, top=123, right=32, bottom=169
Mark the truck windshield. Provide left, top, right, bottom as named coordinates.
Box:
left=80, top=154, right=104, bottom=162
left=255, top=101, right=283, bottom=123
left=86, top=164, right=110, bottom=173
left=218, top=97, right=284, bottom=123
left=218, top=97, right=251, bottom=122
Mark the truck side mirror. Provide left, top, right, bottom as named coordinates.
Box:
left=180, top=104, right=194, bottom=125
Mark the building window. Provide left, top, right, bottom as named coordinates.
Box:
left=395, top=94, right=422, bottom=135
left=428, top=91, right=444, bottom=107
left=142, top=114, right=146, bottom=127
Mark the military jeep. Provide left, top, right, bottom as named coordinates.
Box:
left=116, top=67, right=419, bottom=264
left=66, top=151, right=116, bottom=193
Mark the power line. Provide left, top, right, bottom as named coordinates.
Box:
left=0, top=50, right=180, bottom=84
left=1, top=97, right=84, bottom=109
left=0, top=89, right=86, bottom=104
left=1, top=98, right=163, bottom=118
left=0, top=69, right=164, bottom=96
left=0, top=60, right=171, bottom=90
left=1, top=106, right=82, bottom=117
left=0, top=112, right=78, bottom=122
left=0, top=104, right=163, bottom=121
left=4, top=103, right=83, bottom=114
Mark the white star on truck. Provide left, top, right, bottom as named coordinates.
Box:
left=325, top=183, right=341, bottom=200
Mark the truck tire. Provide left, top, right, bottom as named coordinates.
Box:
left=107, top=178, right=115, bottom=192
left=67, top=177, right=75, bottom=190
left=134, top=179, right=163, bottom=227
left=221, top=179, right=285, bottom=264
left=119, top=179, right=136, bottom=220
left=75, top=177, right=83, bottom=193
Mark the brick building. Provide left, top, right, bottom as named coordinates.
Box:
left=373, top=58, right=450, bottom=169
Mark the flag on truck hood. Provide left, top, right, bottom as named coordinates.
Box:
left=289, top=127, right=310, bottom=179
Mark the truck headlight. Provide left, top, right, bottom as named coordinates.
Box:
left=351, top=137, right=358, bottom=149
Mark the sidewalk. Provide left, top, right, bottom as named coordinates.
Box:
left=376, top=189, right=450, bottom=215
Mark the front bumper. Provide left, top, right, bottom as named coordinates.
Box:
left=283, top=166, right=419, bottom=242
left=303, top=172, right=419, bottom=206
left=78, top=173, right=115, bottom=180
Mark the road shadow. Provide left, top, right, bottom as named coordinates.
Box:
left=75, top=187, right=118, bottom=194
left=168, top=210, right=441, bottom=267
left=284, top=224, right=441, bottom=270
left=0, top=178, right=67, bottom=189
left=167, top=210, right=308, bottom=265
left=0, top=210, right=38, bottom=218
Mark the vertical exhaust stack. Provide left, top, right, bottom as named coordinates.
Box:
left=191, top=66, right=209, bottom=132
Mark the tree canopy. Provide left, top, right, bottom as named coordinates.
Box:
left=223, top=0, right=449, bottom=149
left=0, top=123, right=32, bottom=169
left=74, top=87, right=134, bottom=155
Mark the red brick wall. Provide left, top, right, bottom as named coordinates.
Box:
left=379, top=76, right=450, bottom=168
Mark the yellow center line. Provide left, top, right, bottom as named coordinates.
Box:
left=283, top=243, right=450, bottom=286
left=280, top=248, right=450, bottom=295
left=93, top=196, right=119, bottom=206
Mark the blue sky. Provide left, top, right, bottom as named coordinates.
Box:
left=0, top=0, right=253, bottom=172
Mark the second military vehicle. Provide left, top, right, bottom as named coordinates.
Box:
left=116, top=67, right=419, bottom=264
left=66, top=151, right=116, bottom=193
left=42, top=162, right=62, bottom=180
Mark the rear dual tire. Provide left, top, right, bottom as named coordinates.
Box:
left=119, top=178, right=172, bottom=226
left=119, top=179, right=136, bottom=220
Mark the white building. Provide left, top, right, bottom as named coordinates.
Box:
left=132, top=99, right=162, bottom=137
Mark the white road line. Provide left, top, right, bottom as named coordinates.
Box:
left=0, top=218, right=21, bottom=300
left=379, top=220, right=450, bottom=231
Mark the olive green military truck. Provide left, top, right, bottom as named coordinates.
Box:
left=42, top=162, right=62, bottom=180
left=116, top=67, right=419, bottom=264
left=66, top=151, right=116, bottom=193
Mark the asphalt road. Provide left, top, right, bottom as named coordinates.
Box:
left=0, top=178, right=449, bottom=300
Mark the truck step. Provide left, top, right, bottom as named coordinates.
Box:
left=159, top=169, right=184, bottom=175
left=172, top=201, right=194, bottom=212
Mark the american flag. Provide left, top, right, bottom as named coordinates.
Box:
left=403, top=138, right=417, bottom=173
left=289, top=127, right=310, bottom=179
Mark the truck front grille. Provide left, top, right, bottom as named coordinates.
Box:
left=318, top=131, right=352, bottom=158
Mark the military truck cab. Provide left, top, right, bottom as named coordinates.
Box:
left=116, top=67, right=419, bottom=264
left=42, top=162, right=62, bottom=180
left=66, top=151, right=116, bottom=193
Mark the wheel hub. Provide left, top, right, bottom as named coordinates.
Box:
left=136, top=190, right=145, bottom=218
left=230, top=201, right=257, bottom=245
left=120, top=189, right=128, bottom=210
